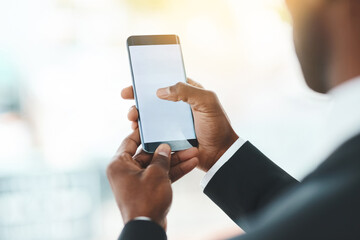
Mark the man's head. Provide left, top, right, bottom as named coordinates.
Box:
left=286, top=0, right=360, bottom=93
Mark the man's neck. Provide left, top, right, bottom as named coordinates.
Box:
left=329, top=53, right=360, bottom=89
left=327, top=2, right=360, bottom=89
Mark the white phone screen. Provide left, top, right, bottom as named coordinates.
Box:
left=129, top=44, right=196, bottom=143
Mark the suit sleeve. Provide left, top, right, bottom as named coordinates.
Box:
left=204, top=141, right=298, bottom=231
left=228, top=155, right=360, bottom=240
left=118, top=220, right=167, bottom=240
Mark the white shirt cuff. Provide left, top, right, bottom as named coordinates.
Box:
left=133, top=216, right=152, bottom=221
left=200, top=137, right=246, bottom=190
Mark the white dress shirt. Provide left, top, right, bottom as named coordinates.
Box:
left=200, top=76, right=360, bottom=190
left=321, top=76, right=360, bottom=157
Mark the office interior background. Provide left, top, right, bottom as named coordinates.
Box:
left=0, top=0, right=333, bottom=239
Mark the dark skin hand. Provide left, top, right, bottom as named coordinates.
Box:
left=122, top=78, right=239, bottom=172
left=108, top=78, right=238, bottom=229
left=107, top=129, right=199, bottom=228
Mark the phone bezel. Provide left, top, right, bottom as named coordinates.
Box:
left=126, top=34, right=198, bottom=153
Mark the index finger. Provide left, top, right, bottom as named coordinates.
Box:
left=156, top=82, right=213, bottom=109
left=121, top=86, right=134, bottom=99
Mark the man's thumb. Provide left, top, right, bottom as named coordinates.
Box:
left=149, top=144, right=171, bottom=173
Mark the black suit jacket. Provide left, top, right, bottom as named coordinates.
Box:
left=119, top=133, right=360, bottom=240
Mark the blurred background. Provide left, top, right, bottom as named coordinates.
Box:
left=0, top=0, right=332, bottom=239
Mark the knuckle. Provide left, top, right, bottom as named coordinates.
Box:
left=170, top=154, right=179, bottom=166
left=207, top=90, right=216, bottom=97
left=175, top=82, right=184, bottom=88
left=106, top=161, right=119, bottom=177
left=119, top=152, right=128, bottom=159
left=205, top=90, right=217, bottom=102
left=146, top=165, right=163, bottom=177
left=173, top=82, right=190, bottom=102
left=174, top=82, right=186, bottom=93
left=176, top=165, right=185, bottom=176
left=107, top=153, right=128, bottom=177
left=169, top=166, right=184, bottom=182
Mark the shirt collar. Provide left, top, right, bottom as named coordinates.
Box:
left=324, top=76, right=360, bottom=153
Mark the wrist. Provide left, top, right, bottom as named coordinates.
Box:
left=208, top=130, right=239, bottom=172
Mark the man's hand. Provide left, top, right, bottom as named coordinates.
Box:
left=107, top=129, right=198, bottom=228
left=122, top=79, right=238, bottom=172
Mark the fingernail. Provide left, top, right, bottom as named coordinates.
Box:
left=128, top=106, right=134, bottom=112
left=157, top=144, right=171, bottom=157
left=157, top=87, right=171, bottom=98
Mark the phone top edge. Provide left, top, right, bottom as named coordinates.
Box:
left=126, top=36, right=133, bottom=46
left=127, top=34, right=180, bottom=46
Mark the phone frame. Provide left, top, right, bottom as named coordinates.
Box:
left=126, top=35, right=198, bottom=153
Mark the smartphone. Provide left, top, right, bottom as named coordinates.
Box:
left=127, top=35, right=198, bottom=153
